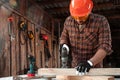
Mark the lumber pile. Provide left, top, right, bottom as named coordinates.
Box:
left=56, top=75, right=114, bottom=80
left=38, top=68, right=120, bottom=76
left=37, top=68, right=120, bottom=80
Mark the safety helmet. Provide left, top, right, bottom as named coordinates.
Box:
left=70, top=0, right=93, bottom=17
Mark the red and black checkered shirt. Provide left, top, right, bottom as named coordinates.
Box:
left=60, top=13, right=112, bottom=68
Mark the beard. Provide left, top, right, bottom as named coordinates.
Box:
left=76, top=20, right=86, bottom=25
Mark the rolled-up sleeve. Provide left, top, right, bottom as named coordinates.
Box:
left=98, top=17, right=113, bottom=54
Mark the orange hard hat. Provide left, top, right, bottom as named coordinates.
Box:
left=70, top=0, right=93, bottom=17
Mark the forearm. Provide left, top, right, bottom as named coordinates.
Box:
left=90, top=17, right=112, bottom=66
left=89, top=48, right=107, bottom=66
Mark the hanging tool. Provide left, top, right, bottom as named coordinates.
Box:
left=39, top=33, right=51, bottom=61
left=27, top=30, right=34, bottom=52
left=39, top=33, right=51, bottom=67
left=27, top=55, right=35, bottom=77
left=8, top=16, right=13, bottom=35
left=44, top=40, right=51, bottom=67
left=8, top=15, right=14, bottom=75
left=27, top=31, right=34, bottom=40
left=8, top=15, right=15, bottom=41
left=18, top=21, right=27, bottom=31
left=44, top=40, right=51, bottom=61
left=39, top=34, right=48, bottom=40
left=18, top=21, right=27, bottom=45
left=39, top=34, right=51, bottom=60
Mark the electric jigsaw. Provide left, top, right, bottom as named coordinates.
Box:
left=61, top=44, right=69, bottom=68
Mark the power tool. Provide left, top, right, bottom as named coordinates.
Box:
left=27, top=55, right=35, bottom=77
left=61, top=44, right=69, bottom=68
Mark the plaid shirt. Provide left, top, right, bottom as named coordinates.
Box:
left=60, top=13, right=112, bottom=68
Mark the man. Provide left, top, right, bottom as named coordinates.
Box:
left=60, top=0, right=112, bottom=73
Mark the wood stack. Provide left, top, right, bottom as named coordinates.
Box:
left=56, top=75, right=114, bottom=80
left=38, top=68, right=120, bottom=80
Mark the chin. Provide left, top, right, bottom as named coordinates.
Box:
left=77, top=21, right=85, bottom=24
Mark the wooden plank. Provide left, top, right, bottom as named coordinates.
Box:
left=20, top=18, right=26, bottom=74
left=40, top=30, right=46, bottom=68
left=11, top=13, right=17, bottom=76
left=38, top=68, right=120, bottom=76
left=35, top=27, right=41, bottom=68
left=15, top=15, right=20, bottom=75
left=48, top=34, right=52, bottom=68
left=56, top=75, right=114, bottom=80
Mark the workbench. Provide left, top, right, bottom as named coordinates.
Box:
left=0, top=68, right=120, bottom=80
left=0, top=75, right=54, bottom=80
left=0, top=76, right=119, bottom=80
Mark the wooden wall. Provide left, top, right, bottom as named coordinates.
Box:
left=0, top=0, right=60, bottom=77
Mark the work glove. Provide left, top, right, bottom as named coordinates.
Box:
left=76, top=60, right=93, bottom=75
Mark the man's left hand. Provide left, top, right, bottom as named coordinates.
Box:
left=76, top=61, right=93, bottom=74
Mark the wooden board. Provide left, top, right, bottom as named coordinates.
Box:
left=38, top=68, right=120, bottom=76
left=56, top=75, right=114, bottom=80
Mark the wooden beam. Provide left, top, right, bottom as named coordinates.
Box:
left=112, top=37, right=120, bottom=40
left=38, top=68, right=120, bottom=76
left=38, top=0, right=69, bottom=6
left=108, top=15, right=120, bottom=19
left=56, top=75, right=114, bottom=80
left=45, top=7, right=69, bottom=14
left=94, top=10, right=120, bottom=16
left=93, top=2, right=114, bottom=11
left=44, top=2, right=115, bottom=14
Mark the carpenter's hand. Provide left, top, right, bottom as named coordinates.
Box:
left=76, top=61, right=93, bottom=75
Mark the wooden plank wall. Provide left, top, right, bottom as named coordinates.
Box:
left=0, top=0, right=60, bottom=77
